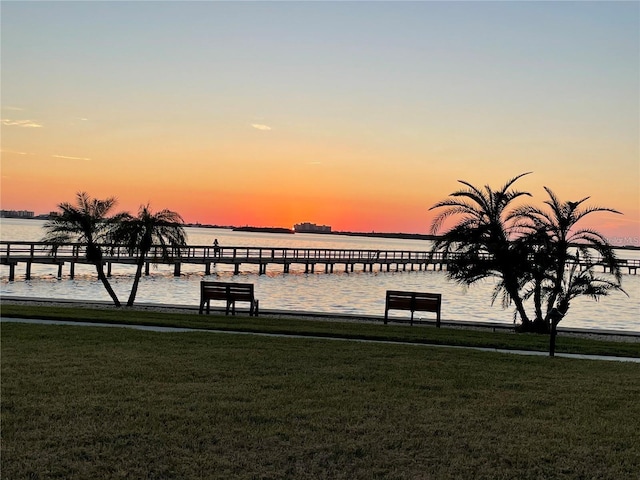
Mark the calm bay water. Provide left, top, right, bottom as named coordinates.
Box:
left=2, top=218, right=639, bottom=332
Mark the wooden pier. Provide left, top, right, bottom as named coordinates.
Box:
left=1, top=241, right=638, bottom=281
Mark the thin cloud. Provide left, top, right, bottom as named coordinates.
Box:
left=52, top=154, right=91, bottom=161
left=2, top=119, right=43, bottom=128
left=2, top=106, right=24, bottom=112
left=251, top=123, right=272, bottom=131
left=1, top=149, right=29, bottom=156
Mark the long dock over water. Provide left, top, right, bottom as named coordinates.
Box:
left=1, top=241, right=638, bottom=280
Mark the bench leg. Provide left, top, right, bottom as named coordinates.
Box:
left=410, top=311, right=414, bottom=327
left=199, top=300, right=211, bottom=315
left=384, top=308, right=389, bottom=325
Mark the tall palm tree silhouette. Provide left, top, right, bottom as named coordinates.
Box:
left=113, top=204, right=187, bottom=307
left=42, top=192, right=125, bottom=306
left=430, top=173, right=533, bottom=328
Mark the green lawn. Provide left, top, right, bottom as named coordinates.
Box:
left=2, top=321, right=639, bottom=479
left=2, top=303, right=640, bottom=357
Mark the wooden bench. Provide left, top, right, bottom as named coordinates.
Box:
left=199, top=281, right=259, bottom=316
left=384, top=290, right=441, bottom=327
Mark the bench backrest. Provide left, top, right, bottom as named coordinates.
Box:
left=201, top=281, right=255, bottom=301
left=386, top=290, right=441, bottom=312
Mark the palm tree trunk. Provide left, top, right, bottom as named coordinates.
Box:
left=513, top=295, right=531, bottom=327
left=545, top=257, right=567, bottom=320
left=531, top=277, right=551, bottom=333
left=534, top=280, right=543, bottom=323
left=503, top=271, right=530, bottom=327
left=127, top=254, right=146, bottom=307
left=95, top=263, right=121, bottom=307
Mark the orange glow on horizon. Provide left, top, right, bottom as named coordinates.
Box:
left=3, top=179, right=637, bottom=245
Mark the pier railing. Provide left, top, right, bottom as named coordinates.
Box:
left=1, top=241, right=638, bottom=280
left=1, top=241, right=437, bottom=262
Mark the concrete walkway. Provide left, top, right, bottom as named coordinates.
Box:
left=3, top=317, right=640, bottom=364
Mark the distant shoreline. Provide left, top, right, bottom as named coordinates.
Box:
left=2, top=217, right=638, bottom=250
left=232, top=226, right=294, bottom=234
left=189, top=224, right=640, bottom=250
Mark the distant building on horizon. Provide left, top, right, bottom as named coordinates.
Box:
left=0, top=210, right=34, bottom=219
left=294, top=222, right=331, bottom=233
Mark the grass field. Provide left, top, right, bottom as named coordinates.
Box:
left=2, top=313, right=640, bottom=479
left=2, top=303, right=640, bottom=358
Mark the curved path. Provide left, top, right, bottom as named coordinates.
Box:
left=3, top=317, right=640, bottom=363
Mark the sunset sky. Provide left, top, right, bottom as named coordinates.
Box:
left=1, top=1, right=638, bottom=244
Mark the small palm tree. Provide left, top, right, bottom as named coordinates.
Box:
left=112, top=204, right=187, bottom=307
left=42, top=192, right=125, bottom=306
left=429, top=173, right=534, bottom=328
left=517, top=188, right=625, bottom=325
left=546, top=254, right=625, bottom=356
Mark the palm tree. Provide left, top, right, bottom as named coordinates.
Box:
left=112, top=204, right=187, bottom=307
left=430, top=177, right=626, bottom=338
left=42, top=192, right=125, bottom=306
left=429, top=173, right=534, bottom=329
left=517, top=188, right=625, bottom=327
left=542, top=253, right=626, bottom=356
